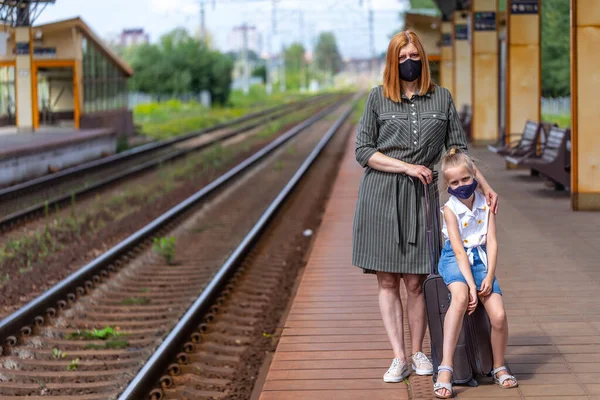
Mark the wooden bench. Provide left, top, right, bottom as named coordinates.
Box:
left=515, top=126, right=571, bottom=190
left=487, top=120, right=542, bottom=157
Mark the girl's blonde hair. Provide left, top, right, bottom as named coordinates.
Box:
left=441, top=147, right=476, bottom=182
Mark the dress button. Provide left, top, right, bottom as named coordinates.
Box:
left=413, top=130, right=417, bottom=133
left=413, top=120, right=416, bottom=124
left=414, top=141, right=417, bottom=145
left=411, top=104, right=415, bottom=107
left=433, top=114, right=437, bottom=117
left=412, top=112, right=416, bottom=116
left=392, top=115, right=395, bottom=118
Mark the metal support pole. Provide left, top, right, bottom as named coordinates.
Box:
left=280, top=44, right=286, bottom=92
left=299, top=11, right=306, bottom=91
left=242, top=23, right=250, bottom=95
left=368, top=0, right=376, bottom=78
left=199, top=0, right=206, bottom=44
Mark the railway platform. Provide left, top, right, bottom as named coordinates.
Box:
left=0, top=127, right=116, bottom=188
left=256, top=135, right=600, bottom=399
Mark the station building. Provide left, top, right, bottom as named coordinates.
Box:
left=0, top=17, right=134, bottom=134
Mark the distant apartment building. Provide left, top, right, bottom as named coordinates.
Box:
left=120, top=28, right=149, bottom=47
left=227, top=25, right=262, bottom=54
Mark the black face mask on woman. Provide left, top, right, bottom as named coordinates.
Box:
left=398, top=59, right=422, bottom=82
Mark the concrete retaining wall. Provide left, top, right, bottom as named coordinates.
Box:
left=0, top=130, right=116, bottom=187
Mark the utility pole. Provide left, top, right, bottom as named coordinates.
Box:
left=280, top=43, right=286, bottom=92
left=368, top=0, right=376, bottom=79
left=199, top=0, right=206, bottom=45
left=242, top=23, right=250, bottom=95
left=231, top=23, right=253, bottom=95
left=266, top=34, right=273, bottom=95
left=299, top=10, right=306, bottom=92
left=269, top=0, right=278, bottom=94
left=272, top=0, right=278, bottom=35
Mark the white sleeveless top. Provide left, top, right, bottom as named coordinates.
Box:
left=440, top=191, right=491, bottom=269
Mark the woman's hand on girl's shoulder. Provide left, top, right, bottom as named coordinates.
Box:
left=483, top=187, right=499, bottom=214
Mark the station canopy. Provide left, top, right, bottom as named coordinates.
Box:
left=432, top=0, right=471, bottom=20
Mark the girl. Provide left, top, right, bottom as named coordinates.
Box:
left=433, top=148, right=517, bottom=399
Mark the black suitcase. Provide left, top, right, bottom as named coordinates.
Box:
left=422, top=183, right=494, bottom=387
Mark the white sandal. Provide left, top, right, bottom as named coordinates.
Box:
left=493, top=365, right=518, bottom=389
left=433, top=365, right=454, bottom=399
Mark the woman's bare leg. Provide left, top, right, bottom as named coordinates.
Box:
left=403, top=273, right=428, bottom=355
left=377, top=272, right=406, bottom=361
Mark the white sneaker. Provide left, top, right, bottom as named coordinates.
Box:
left=412, top=351, right=434, bottom=376
left=383, top=358, right=410, bottom=383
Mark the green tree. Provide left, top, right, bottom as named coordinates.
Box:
left=283, top=43, right=307, bottom=90
left=252, top=65, right=267, bottom=83
left=285, top=43, right=305, bottom=72
left=314, top=32, right=343, bottom=75
left=541, top=0, right=570, bottom=97
left=128, top=28, right=233, bottom=105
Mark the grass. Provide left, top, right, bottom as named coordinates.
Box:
left=0, top=219, right=66, bottom=272
left=542, top=113, right=570, bottom=128
left=134, top=86, right=315, bottom=140
left=52, top=348, right=67, bottom=359
left=84, top=340, right=129, bottom=350
left=67, top=358, right=80, bottom=371
left=120, top=297, right=150, bottom=306
left=153, top=236, right=176, bottom=265
left=0, top=98, right=337, bottom=288
left=66, top=326, right=127, bottom=341
left=351, top=94, right=368, bottom=125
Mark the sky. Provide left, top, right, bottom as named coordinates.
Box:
left=34, top=0, right=410, bottom=59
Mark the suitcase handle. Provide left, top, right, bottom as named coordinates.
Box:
left=423, top=183, right=437, bottom=275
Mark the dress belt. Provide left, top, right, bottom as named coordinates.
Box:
left=394, top=170, right=438, bottom=253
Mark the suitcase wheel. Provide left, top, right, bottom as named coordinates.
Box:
left=466, top=378, right=479, bottom=387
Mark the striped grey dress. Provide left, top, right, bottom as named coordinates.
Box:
left=352, top=85, right=467, bottom=274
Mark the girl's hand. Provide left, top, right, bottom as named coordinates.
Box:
left=404, top=164, right=432, bottom=185
left=479, top=277, right=494, bottom=297
left=467, top=286, right=478, bottom=315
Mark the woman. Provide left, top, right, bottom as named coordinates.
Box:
left=352, top=29, right=499, bottom=383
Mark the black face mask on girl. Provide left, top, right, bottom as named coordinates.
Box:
left=398, top=59, right=422, bottom=82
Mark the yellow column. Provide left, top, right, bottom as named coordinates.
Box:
left=471, top=0, right=498, bottom=145
left=15, top=27, right=33, bottom=132
left=571, top=0, right=600, bottom=210
left=453, top=10, right=472, bottom=124
left=440, top=21, right=455, bottom=96
left=506, top=0, right=540, bottom=147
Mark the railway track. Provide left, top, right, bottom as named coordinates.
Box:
left=0, top=95, right=356, bottom=399
left=0, top=93, right=337, bottom=233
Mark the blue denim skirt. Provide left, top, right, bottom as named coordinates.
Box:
left=437, top=241, right=502, bottom=295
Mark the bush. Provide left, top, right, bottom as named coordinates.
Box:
left=134, top=85, right=315, bottom=140
left=542, top=113, right=570, bottom=128
left=153, top=237, right=176, bottom=265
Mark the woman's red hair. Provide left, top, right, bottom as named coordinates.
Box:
left=383, top=29, right=435, bottom=103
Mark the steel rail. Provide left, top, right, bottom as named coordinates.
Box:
left=118, top=102, right=355, bottom=400
left=0, top=97, right=347, bottom=350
